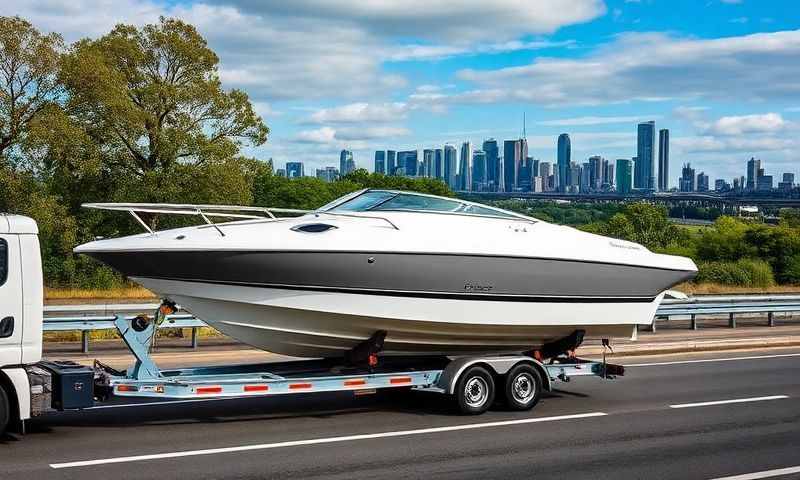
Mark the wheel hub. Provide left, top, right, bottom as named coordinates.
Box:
left=464, top=377, right=488, bottom=408
left=512, top=374, right=534, bottom=403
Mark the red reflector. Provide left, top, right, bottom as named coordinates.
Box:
left=243, top=385, right=269, bottom=392
left=116, top=385, right=138, bottom=392
left=289, top=383, right=313, bottom=390
left=390, top=377, right=412, bottom=384
left=344, top=379, right=366, bottom=387
left=196, top=386, right=223, bottom=395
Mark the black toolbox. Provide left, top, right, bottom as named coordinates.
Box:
left=38, top=360, right=94, bottom=410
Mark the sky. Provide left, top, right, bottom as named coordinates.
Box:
left=5, top=0, right=800, bottom=185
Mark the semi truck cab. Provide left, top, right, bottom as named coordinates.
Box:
left=0, top=214, right=44, bottom=434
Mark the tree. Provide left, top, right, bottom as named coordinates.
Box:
left=60, top=17, right=268, bottom=176
left=0, top=16, right=64, bottom=161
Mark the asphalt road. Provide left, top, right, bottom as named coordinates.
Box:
left=2, top=348, right=800, bottom=480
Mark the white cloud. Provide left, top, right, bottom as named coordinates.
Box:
left=729, top=16, right=748, bottom=24
left=386, top=40, right=575, bottom=62
left=307, top=103, right=409, bottom=124
left=453, top=30, right=800, bottom=107
left=720, top=0, right=743, bottom=4
left=227, top=0, right=606, bottom=43
left=293, top=126, right=409, bottom=144
left=705, top=113, right=789, bottom=136
left=538, top=115, right=661, bottom=126
left=674, top=136, right=796, bottom=154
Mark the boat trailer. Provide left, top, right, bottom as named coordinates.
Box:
left=92, top=303, right=624, bottom=415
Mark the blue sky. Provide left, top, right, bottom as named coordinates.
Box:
left=5, top=0, right=800, bottom=185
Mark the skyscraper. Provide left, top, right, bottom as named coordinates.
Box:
left=746, top=157, right=761, bottom=191
left=472, top=150, right=487, bottom=191
left=588, top=156, right=603, bottom=191
left=339, top=150, right=354, bottom=176
left=459, top=142, right=473, bottom=191
left=397, top=150, right=418, bottom=176
left=286, top=162, right=304, bottom=179
left=374, top=151, right=386, bottom=174
left=386, top=150, right=397, bottom=176
left=434, top=148, right=444, bottom=179
left=635, top=121, right=656, bottom=190
left=315, top=166, right=339, bottom=182
left=616, top=159, right=632, bottom=194
left=503, top=139, right=524, bottom=192
left=482, top=139, right=499, bottom=190
left=680, top=163, right=695, bottom=192
left=423, top=149, right=434, bottom=178
left=697, top=172, right=709, bottom=192
left=557, top=134, right=571, bottom=193
left=658, top=129, right=669, bottom=191
left=444, top=144, right=457, bottom=189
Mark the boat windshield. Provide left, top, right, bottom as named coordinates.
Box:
left=329, top=190, right=525, bottom=220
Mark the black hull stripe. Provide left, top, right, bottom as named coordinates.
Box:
left=140, top=276, right=658, bottom=303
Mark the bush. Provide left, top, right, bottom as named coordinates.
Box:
left=782, top=254, right=800, bottom=285
left=696, top=259, right=775, bottom=288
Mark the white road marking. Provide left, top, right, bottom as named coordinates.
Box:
left=709, top=465, right=800, bottom=480
left=50, top=411, right=607, bottom=469
left=625, top=352, right=800, bottom=367
left=670, top=395, right=788, bottom=409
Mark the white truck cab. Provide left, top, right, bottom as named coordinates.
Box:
left=0, top=214, right=44, bottom=434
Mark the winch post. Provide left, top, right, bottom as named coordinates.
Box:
left=114, top=301, right=176, bottom=380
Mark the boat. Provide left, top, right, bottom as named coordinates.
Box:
left=74, top=189, right=697, bottom=358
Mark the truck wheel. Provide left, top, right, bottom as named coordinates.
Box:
left=503, top=364, right=542, bottom=411
left=0, top=386, right=9, bottom=436
left=454, top=365, right=495, bottom=415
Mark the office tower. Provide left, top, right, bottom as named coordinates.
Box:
left=482, top=139, right=499, bottom=190
left=423, top=149, right=434, bottom=178
left=658, top=129, right=669, bottom=191
left=680, top=163, right=695, bottom=192
left=779, top=172, right=795, bottom=191
left=286, top=162, right=304, bottom=179
left=746, top=157, right=761, bottom=191
left=557, top=133, right=571, bottom=192
left=316, top=166, right=339, bottom=182
left=715, top=179, right=730, bottom=192
left=386, top=150, right=397, bottom=176
left=757, top=174, right=774, bottom=191
left=697, top=172, right=709, bottom=192
left=434, top=148, right=444, bottom=179
left=580, top=163, right=591, bottom=193
left=569, top=162, right=582, bottom=193
left=276, top=168, right=286, bottom=178
left=615, top=159, right=633, bottom=194
left=496, top=156, right=505, bottom=192
left=374, top=151, right=386, bottom=174
left=517, top=157, right=533, bottom=191
left=588, top=156, right=603, bottom=191
left=444, top=144, right=458, bottom=189
left=635, top=121, right=656, bottom=190
left=733, top=177, right=741, bottom=191
left=397, top=150, right=418, bottom=176
left=603, top=159, right=614, bottom=190
left=459, top=142, right=473, bottom=191
left=472, top=150, right=487, bottom=191
left=503, top=139, right=524, bottom=192
left=339, top=150, right=355, bottom=176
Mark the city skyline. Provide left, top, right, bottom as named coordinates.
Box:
left=10, top=1, right=800, bottom=184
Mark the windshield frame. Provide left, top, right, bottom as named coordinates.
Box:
left=321, top=189, right=537, bottom=222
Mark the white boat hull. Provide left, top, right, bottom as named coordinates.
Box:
left=137, top=277, right=657, bottom=358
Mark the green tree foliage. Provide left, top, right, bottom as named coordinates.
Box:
left=60, top=17, right=268, bottom=176
left=0, top=16, right=64, bottom=161
left=696, top=259, right=775, bottom=288
left=596, top=203, right=687, bottom=251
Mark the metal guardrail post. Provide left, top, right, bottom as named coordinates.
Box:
left=81, top=331, right=89, bottom=353
left=729, top=312, right=736, bottom=328
left=768, top=312, right=775, bottom=327
left=690, top=314, right=697, bottom=330
left=191, top=327, right=199, bottom=349
left=650, top=320, right=657, bottom=333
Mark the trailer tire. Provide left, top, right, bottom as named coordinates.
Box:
left=503, top=364, right=542, bottom=411
left=454, top=365, right=495, bottom=415
left=0, top=385, right=9, bottom=436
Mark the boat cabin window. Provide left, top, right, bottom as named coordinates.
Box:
left=329, top=191, right=523, bottom=220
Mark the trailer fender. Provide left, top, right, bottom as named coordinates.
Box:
left=437, top=356, right=552, bottom=395
left=0, top=368, right=30, bottom=421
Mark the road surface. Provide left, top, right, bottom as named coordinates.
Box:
left=2, top=348, right=799, bottom=480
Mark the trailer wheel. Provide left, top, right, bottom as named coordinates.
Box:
left=503, top=364, right=542, bottom=411
left=0, top=385, right=9, bottom=436
left=454, top=365, right=495, bottom=415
